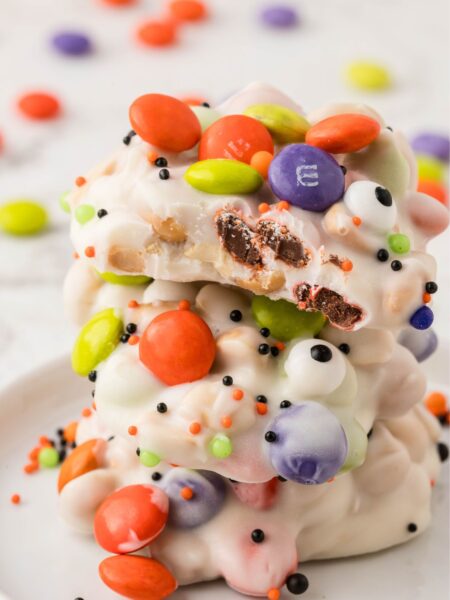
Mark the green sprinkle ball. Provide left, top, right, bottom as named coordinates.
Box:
left=209, top=434, right=233, bottom=459
left=139, top=450, right=161, bottom=468
left=388, top=233, right=410, bottom=255
left=74, top=204, right=96, bottom=225
left=38, top=446, right=60, bottom=468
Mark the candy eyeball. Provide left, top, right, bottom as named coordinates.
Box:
left=343, top=180, right=397, bottom=231
left=284, top=340, right=346, bottom=397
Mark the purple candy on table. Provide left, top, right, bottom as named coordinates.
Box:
left=411, top=132, right=450, bottom=162
left=51, top=31, right=92, bottom=56
left=161, top=468, right=226, bottom=529
left=409, top=305, right=434, bottom=330
left=268, top=143, right=345, bottom=211
left=265, top=403, right=348, bottom=485
left=398, top=327, right=438, bottom=363
left=260, top=5, right=299, bottom=28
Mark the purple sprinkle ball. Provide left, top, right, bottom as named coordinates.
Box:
left=411, top=132, right=450, bottom=162
left=51, top=31, right=92, bottom=56
left=260, top=5, right=299, bottom=28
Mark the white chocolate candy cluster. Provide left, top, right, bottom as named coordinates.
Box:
left=59, top=84, right=447, bottom=599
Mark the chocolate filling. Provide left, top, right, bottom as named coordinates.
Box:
left=295, top=283, right=363, bottom=330
left=257, top=220, right=309, bottom=267
left=216, top=212, right=262, bottom=266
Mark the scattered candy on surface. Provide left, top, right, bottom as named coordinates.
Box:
left=345, top=61, right=391, bottom=91
left=305, top=113, right=381, bottom=154
left=244, top=104, right=310, bottom=143
left=416, top=155, right=445, bottom=182
left=136, top=20, right=177, bottom=47
left=417, top=179, right=448, bottom=205
left=129, top=94, right=201, bottom=151
left=139, top=309, right=216, bottom=385
left=260, top=5, right=299, bottom=28
left=411, top=132, right=450, bottom=162
left=168, top=0, right=207, bottom=21
left=10, top=494, right=21, bottom=505
left=0, top=200, right=48, bottom=236
left=16, top=91, right=60, bottom=120
left=185, top=159, right=263, bottom=194
left=94, top=484, right=168, bottom=553
left=51, top=31, right=92, bottom=56
left=268, top=144, right=345, bottom=211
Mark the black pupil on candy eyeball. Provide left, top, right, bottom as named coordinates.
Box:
left=310, top=344, right=332, bottom=362
left=375, top=186, right=392, bottom=207
left=251, top=529, right=265, bottom=543
left=425, top=281, right=438, bottom=294
left=229, top=309, right=242, bottom=322
left=338, top=343, right=350, bottom=354
left=376, top=249, right=389, bottom=262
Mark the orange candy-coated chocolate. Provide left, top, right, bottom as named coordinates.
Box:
left=168, top=0, right=207, bottom=21
left=99, top=555, right=177, bottom=600
left=199, top=115, right=274, bottom=164
left=130, top=94, right=201, bottom=152
left=58, top=438, right=106, bottom=493
left=306, top=113, right=381, bottom=154
left=94, top=484, right=169, bottom=553
left=17, top=92, right=60, bottom=120
left=424, top=391, right=448, bottom=417
left=417, top=179, right=448, bottom=206
left=136, top=20, right=177, bottom=47
left=139, top=310, right=216, bottom=385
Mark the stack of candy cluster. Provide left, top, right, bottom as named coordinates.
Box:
left=60, top=83, right=449, bottom=599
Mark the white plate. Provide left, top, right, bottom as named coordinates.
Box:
left=0, top=356, right=448, bottom=600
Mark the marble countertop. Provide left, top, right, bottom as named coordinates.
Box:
left=0, top=0, right=448, bottom=388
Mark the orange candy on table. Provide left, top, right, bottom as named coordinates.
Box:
left=168, top=0, right=208, bottom=21
left=199, top=115, right=274, bottom=164
left=139, top=309, right=216, bottom=386
left=417, top=179, right=448, bottom=206
left=136, top=19, right=177, bottom=47
left=424, top=391, right=448, bottom=417
left=101, top=0, right=135, bottom=5
left=94, top=484, right=169, bottom=554
left=129, top=93, right=201, bottom=152
left=57, top=438, right=106, bottom=493
left=305, top=113, right=381, bottom=154
left=99, top=555, right=177, bottom=600
left=17, top=92, right=60, bottom=120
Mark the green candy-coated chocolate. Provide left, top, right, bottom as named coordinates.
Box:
left=139, top=450, right=161, bottom=467
left=38, top=446, right=60, bottom=468
left=252, top=295, right=326, bottom=341
left=59, top=191, right=71, bottom=214
left=346, top=61, right=391, bottom=91
left=388, top=233, right=410, bottom=254
left=75, top=204, right=95, bottom=224
left=0, top=200, right=48, bottom=236
left=72, top=308, right=123, bottom=376
left=184, top=159, right=263, bottom=195
left=99, top=272, right=153, bottom=286
left=209, top=434, right=233, bottom=459
left=244, top=103, right=310, bottom=143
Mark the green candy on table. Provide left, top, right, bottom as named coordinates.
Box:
left=209, top=434, right=233, bottom=459
left=244, top=103, right=310, bottom=143
left=38, top=446, right=60, bottom=468
left=75, top=203, right=96, bottom=224
left=99, top=271, right=153, bottom=286
left=184, top=159, right=263, bottom=195
left=0, top=199, right=48, bottom=235
left=139, top=450, right=161, bottom=468
left=345, top=61, right=391, bottom=91
left=416, top=155, right=445, bottom=182
left=72, top=308, right=123, bottom=376
left=252, top=295, right=326, bottom=341
left=388, top=233, right=410, bottom=255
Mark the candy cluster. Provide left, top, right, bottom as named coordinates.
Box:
left=59, top=83, right=448, bottom=599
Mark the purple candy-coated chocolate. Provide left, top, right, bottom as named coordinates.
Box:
left=268, top=144, right=345, bottom=212
left=411, top=132, right=450, bottom=162
left=51, top=31, right=92, bottom=56
left=260, top=5, right=299, bottom=27
left=266, top=403, right=348, bottom=485
left=398, top=327, right=438, bottom=363
left=409, top=305, right=434, bottom=331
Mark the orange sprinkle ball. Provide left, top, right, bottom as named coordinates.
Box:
left=232, top=389, right=244, bottom=401
left=64, top=421, right=78, bottom=443
left=180, top=95, right=208, bottom=106
left=128, top=425, right=138, bottom=436
left=221, top=415, right=233, bottom=429
left=39, top=435, right=50, bottom=446
left=10, top=494, right=21, bottom=505
left=178, top=299, right=191, bottom=311
left=327, top=477, right=336, bottom=483
left=430, top=479, right=436, bottom=488
left=17, top=92, right=60, bottom=120
left=136, top=20, right=177, bottom=47
left=73, top=251, right=79, bottom=260
left=423, top=292, right=432, bottom=304
left=75, top=176, right=86, bottom=187
left=168, top=0, right=208, bottom=22
left=84, top=246, right=95, bottom=258
left=258, top=202, right=271, bottom=214
left=92, top=401, right=97, bottom=411
left=28, top=447, right=40, bottom=461
left=277, top=200, right=290, bottom=211
left=424, top=391, right=448, bottom=417
left=256, top=402, right=268, bottom=416
left=82, top=407, right=92, bottom=418
left=147, top=150, right=159, bottom=164
left=128, top=299, right=140, bottom=309
left=267, top=588, right=280, bottom=600
left=24, top=462, right=38, bottom=475
left=341, top=259, right=353, bottom=272
left=352, top=216, right=362, bottom=226
left=250, top=150, right=273, bottom=179
left=275, top=341, right=285, bottom=351
left=180, top=486, right=194, bottom=501
left=189, top=422, right=202, bottom=435
left=128, top=335, right=140, bottom=345
left=417, top=179, right=448, bottom=206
